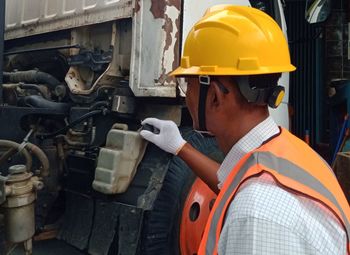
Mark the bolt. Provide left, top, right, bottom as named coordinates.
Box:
left=33, top=180, right=44, bottom=191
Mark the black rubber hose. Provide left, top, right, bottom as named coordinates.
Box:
left=18, top=95, right=71, bottom=114
left=3, top=70, right=61, bottom=90
left=38, top=109, right=107, bottom=139
left=89, top=101, right=109, bottom=110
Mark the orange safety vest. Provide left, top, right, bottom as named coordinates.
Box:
left=198, top=128, right=350, bottom=255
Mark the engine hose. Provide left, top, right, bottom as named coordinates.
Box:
left=18, top=83, right=50, bottom=99
left=56, top=135, right=90, bottom=147
left=25, top=143, right=50, bottom=177
left=18, top=95, right=71, bottom=114
left=3, top=70, right=60, bottom=90
left=0, top=140, right=32, bottom=171
left=89, top=101, right=109, bottom=110
left=38, top=108, right=108, bottom=139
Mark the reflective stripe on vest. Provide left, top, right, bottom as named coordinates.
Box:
left=199, top=129, right=350, bottom=255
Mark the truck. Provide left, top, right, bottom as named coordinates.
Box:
left=0, top=0, right=293, bottom=254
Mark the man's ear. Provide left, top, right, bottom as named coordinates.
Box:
left=207, top=81, right=225, bottom=110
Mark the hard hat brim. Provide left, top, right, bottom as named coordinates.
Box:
left=170, top=65, right=296, bottom=77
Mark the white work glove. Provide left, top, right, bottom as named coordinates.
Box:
left=140, top=118, right=187, bottom=155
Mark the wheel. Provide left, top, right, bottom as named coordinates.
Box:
left=141, top=129, right=224, bottom=255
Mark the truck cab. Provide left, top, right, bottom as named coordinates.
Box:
left=0, top=1, right=290, bottom=254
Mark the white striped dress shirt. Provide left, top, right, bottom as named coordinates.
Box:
left=216, top=116, right=347, bottom=255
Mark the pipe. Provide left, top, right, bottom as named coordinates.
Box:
left=0, top=0, right=5, bottom=104
left=3, top=70, right=60, bottom=90
left=0, top=140, right=49, bottom=177
left=0, top=140, right=32, bottom=171
left=25, top=143, right=49, bottom=177
left=0, top=147, right=17, bottom=166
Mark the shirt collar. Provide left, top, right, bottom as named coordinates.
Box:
left=217, top=116, right=280, bottom=189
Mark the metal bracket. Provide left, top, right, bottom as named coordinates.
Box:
left=67, top=49, right=113, bottom=72
left=111, top=96, right=136, bottom=114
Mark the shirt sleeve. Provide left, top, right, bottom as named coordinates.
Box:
left=218, top=216, right=318, bottom=255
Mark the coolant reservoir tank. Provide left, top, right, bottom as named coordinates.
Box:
left=93, top=124, right=147, bottom=194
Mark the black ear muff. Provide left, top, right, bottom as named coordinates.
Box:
left=268, top=85, right=285, bottom=108
left=236, top=77, right=261, bottom=103
left=236, top=77, right=285, bottom=108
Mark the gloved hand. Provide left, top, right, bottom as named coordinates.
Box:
left=140, top=118, right=187, bottom=155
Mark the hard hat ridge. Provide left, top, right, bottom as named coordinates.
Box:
left=171, top=5, right=296, bottom=77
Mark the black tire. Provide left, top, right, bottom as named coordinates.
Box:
left=141, top=129, right=224, bottom=255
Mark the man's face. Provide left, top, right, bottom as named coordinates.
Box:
left=182, top=76, right=237, bottom=138
left=183, top=76, right=229, bottom=134
left=184, top=77, right=200, bottom=130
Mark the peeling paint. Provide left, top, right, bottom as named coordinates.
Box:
left=155, top=3, right=181, bottom=85
left=148, top=1, right=181, bottom=84
left=150, top=0, right=180, bottom=19
left=172, top=17, right=180, bottom=74
left=162, top=17, right=173, bottom=54
left=159, top=14, right=173, bottom=84
left=134, top=0, right=141, bottom=13
left=130, top=0, right=181, bottom=97
left=168, top=0, right=181, bottom=11
left=150, top=0, right=167, bottom=19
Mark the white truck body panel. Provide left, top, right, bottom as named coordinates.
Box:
left=4, top=0, right=290, bottom=128
left=5, top=0, right=133, bottom=40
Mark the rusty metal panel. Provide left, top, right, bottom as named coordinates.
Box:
left=129, top=0, right=254, bottom=97
left=129, top=0, right=181, bottom=97
left=5, top=0, right=133, bottom=40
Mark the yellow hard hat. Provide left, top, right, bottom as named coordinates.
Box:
left=171, top=5, right=296, bottom=76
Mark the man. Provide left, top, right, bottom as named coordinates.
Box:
left=141, top=5, right=350, bottom=255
